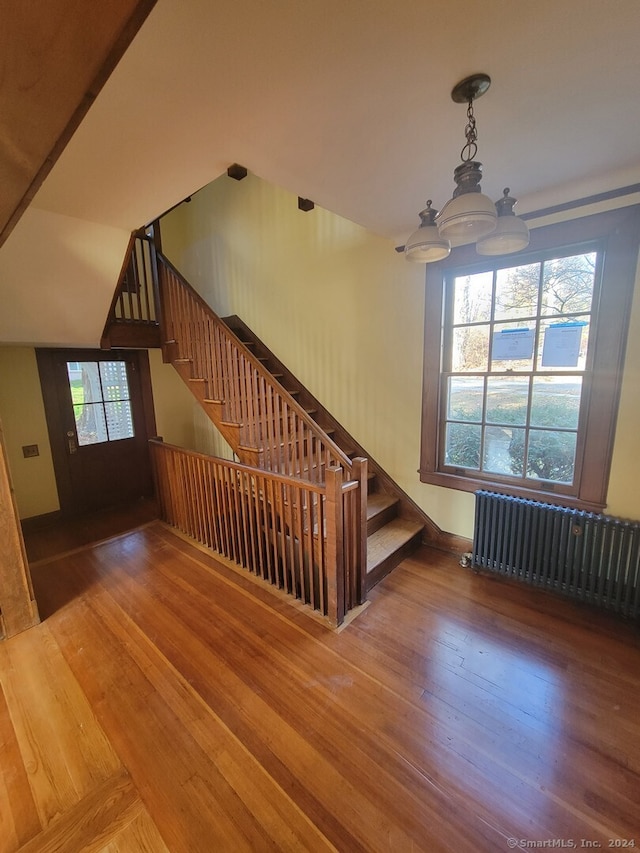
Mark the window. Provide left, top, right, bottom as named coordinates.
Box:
left=67, top=360, right=135, bottom=446
left=420, top=206, right=640, bottom=511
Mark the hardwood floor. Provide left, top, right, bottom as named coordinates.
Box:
left=3, top=520, right=640, bottom=852
left=20, top=498, right=159, bottom=563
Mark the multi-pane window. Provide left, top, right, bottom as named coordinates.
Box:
left=443, top=251, right=596, bottom=487
left=67, top=360, right=134, bottom=446
left=419, top=207, right=640, bottom=511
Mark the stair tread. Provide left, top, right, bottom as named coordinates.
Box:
left=367, top=492, right=398, bottom=520
left=367, top=518, right=423, bottom=572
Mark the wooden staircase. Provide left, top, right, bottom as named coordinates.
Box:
left=220, top=315, right=428, bottom=589
left=103, top=236, right=443, bottom=598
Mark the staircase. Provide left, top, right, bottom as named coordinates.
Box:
left=217, top=316, right=428, bottom=589
left=104, top=236, right=434, bottom=596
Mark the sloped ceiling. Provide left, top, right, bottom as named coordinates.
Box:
left=1, top=0, right=640, bottom=346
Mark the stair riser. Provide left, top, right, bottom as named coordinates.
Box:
left=367, top=503, right=398, bottom=536
left=366, top=530, right=422, bottom=591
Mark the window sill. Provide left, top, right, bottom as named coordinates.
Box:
left=418, top=468, right=606, bottom=513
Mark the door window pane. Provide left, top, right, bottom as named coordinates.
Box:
left=67, top=360, right=134, bottom=445
left=74, top=403, right=108, bottom=445
left=105, top=400, right=134, bottom=440
left=100, top=361, right=130, bottom=401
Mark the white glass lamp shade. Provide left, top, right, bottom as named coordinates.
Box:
left=435, top=191, right=498, bottom=245
left=476, top=214, right=529, bottom=255
left=404, top=224, right=451, bottom=262
left=404, top=201, right=451, bottom=263
left=476, top=188, right=530, bottom=256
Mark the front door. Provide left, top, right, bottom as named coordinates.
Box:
left=37, top=349, right=156, bottom=514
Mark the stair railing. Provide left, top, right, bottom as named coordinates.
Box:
left=150, top=439, right=366, bottom=626
left=156, top=252, right=353, bottom=482
left=101, top=231, right=160, bottom=347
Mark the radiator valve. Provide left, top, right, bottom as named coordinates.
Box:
left=459, top=552, right=473, bottom=568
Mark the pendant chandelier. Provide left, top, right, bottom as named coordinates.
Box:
left=404, top=74, right=529, bottom=263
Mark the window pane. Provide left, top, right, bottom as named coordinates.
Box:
left=75, top=403, right=108, bottom=445
left=490, top=322, right=535, bottom=371
left=444, top=422, right=481, bottom=469
left=447, top=377, right=483, bottom=422
left=525, top=429, right=577, bottom=483
left=100, top=361, right=130, bottom=401
left=541, top=253, right=596, bottom=316
left=452, top=325, right=490, bottom=372
left=537, top=319, right=590, bottom=371
left=486, top=376, right=529, bottom=425
left=68, top=361, right=102, bottom=404
left=105, top=400, right=134, bottom=440
left=494, top=263, right=540, bottom=321
left=530, top=377, right=582, bottom=429
left=483, top=425, right=525, bottom=476
left=453, top=272, right=493, bottom=324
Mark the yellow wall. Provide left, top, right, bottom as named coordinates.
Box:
left=161, top=173, right=640, bottom=539
left=0, top=348, right=59, bottom=518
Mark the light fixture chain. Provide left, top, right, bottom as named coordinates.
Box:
left=460, top=99, right=478, bottom=163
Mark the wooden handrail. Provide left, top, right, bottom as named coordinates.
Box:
left=101, top=231, right=161, bottom=349
left=150, top=439, right=364, bottom=626
left=156, top=251, right=353, bottom=481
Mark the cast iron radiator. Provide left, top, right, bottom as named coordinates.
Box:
left=472, top=490, right=640, bottom=618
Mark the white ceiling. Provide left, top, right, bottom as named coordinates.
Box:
left=2, top=0, right=640, bottom=345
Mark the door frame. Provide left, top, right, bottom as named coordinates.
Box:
left=36, top=348, right=157, bottom=515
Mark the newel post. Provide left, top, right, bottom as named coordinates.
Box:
left=351, top=457, right=368, bottom=606
left=325, top=465, right=345, bottom=628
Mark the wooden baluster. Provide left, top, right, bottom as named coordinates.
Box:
left=193, top=456, right=205, bottom=544
left=284, top=481, right=296, bottom=596
left=293, top=483, right=306, bottom=604
left=133, top=241, right=144, bottom=321
left=254, top=472, right=267, bottom=582
left=208, top=459, right=222, bottom=556
left=194, top=456, right=207, bottom=547
left=244, top=358, right=256, bottom=450
left=141, top=240, right=153, bottom=322
left=231, top=467, right=245, bottom=567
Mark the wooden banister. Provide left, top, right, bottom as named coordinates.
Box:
left=156, top=252, right=353, bottom=481
left=101, top=231, right=161, bottom=349
left=150, top=439, right=363, bottom=626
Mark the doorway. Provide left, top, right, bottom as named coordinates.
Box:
left=36, top=349, right=157, bottom=515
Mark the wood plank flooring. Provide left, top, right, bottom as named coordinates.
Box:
left=3, top=519, right=640, bottom=852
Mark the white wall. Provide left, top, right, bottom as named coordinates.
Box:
left=0, top=208, right=130, bottom=346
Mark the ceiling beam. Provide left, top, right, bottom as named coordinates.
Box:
left=0, top=0, right=157, bottom=248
